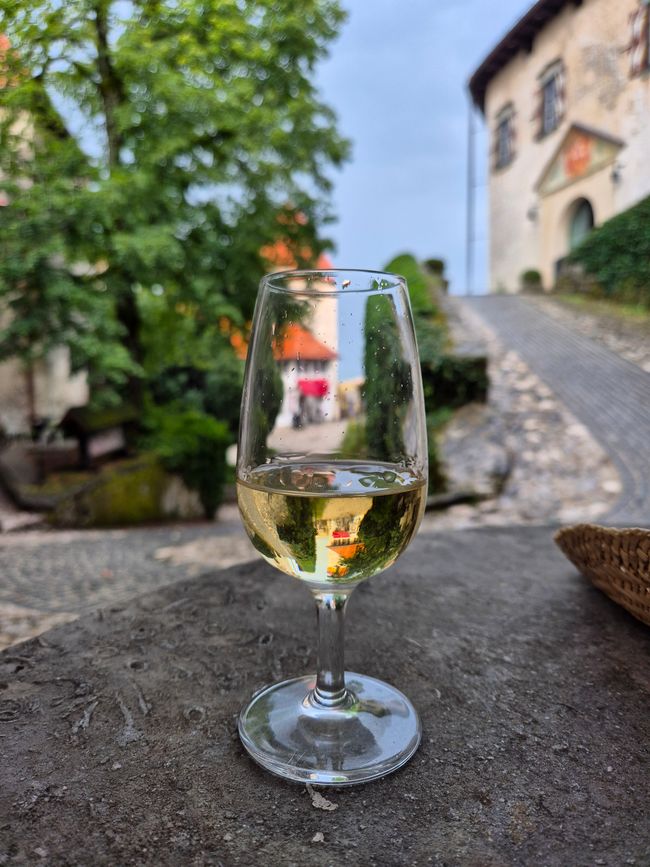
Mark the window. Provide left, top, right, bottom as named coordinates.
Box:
left=493, top=104, right=515, bottom=170
left=536, top=61, right=565, bottom=138
left=542, top=76, right=559, bottom=135
left=628, top=2, right=650, bottom=77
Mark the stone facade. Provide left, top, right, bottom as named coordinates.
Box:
left=471, top=0, right=650, bottom=291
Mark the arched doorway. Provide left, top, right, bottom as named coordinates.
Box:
left=568, top=197, right=594, bottom=250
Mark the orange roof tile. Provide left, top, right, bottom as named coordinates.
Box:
left=274, top=323, right=337, bottom=362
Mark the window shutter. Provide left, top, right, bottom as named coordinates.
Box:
left=555, top=66, right=566, bottom=122
left=628, top=6, right=648, bottom=76
left=490, top=130, right=499, bottom=171
left=509, top=114, right=516, bottom=161
left=531, top=85, right=543, bottom=138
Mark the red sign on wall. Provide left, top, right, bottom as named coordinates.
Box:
left=563, top=132, right=592, bottom=178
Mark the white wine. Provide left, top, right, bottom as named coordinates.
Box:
left=237, top=461, right=426, bottom=587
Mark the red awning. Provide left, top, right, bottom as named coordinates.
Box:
left=298, top=378, right=329, bottom=398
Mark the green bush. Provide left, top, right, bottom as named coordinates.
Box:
left=143, top=407, right=229, bottom=518
left=424, top=258, right=445, bottom=276
left=363, top=294, right=411, bottom=463
left=421, top=355, right=488, bottom=410
left=520, top=269, right=542, bottom=291
left=426, top=409, right=451, bottom=494
left=568, top=195, right=650, bottom=307
left=339, top=420, right=368, bottom=459
left=384, top=253, right=447, bottom=365
left=384, top=253, right=438, bottom=318
left=148, top=352, right=245, bottom=441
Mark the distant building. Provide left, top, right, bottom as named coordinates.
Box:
left=274, top=323, right=338, bottom=428
left=469, top=0, right=650, bottom=291
left=261, top=237, right=340, bottom=429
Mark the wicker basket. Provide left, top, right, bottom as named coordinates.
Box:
left=554, top=524, right=650, bottom=626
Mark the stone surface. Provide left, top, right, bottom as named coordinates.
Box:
left=438, top=402, right=512, bottom=500
left=530, top=295, right=650, bottom=374
left=1, top=526, right=649, bottom=866
left=424, top=297, right=619, bottom=531
left=466, top=295, right=650, bottom=524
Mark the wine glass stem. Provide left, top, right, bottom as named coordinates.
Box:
left=313, top=591, right=350, bottom=707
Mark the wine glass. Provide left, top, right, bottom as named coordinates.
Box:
left=236, top=268, right=428, bottom=785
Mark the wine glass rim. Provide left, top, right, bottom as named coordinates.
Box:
left=262, top=268, right=406, bottom=295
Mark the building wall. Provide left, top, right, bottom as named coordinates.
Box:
left=0, top=348, right=88, bottom=436
left=484, top=0, right=650, bottom=290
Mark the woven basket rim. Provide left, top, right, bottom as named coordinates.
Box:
left=554, top=522, right=650, bottom=627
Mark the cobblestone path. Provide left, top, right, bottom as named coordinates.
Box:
left=466, top=295, right=650, bottom=524
left=0, top=513, right=250, bottom=615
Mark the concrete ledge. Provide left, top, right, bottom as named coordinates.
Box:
left=1, top=526, right=648, bottom=865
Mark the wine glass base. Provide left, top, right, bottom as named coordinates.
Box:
left=238, top=672, right=421, bottom=786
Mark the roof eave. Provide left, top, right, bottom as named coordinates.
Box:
left=468, top=0, right=571, bottom=114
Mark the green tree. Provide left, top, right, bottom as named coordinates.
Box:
left=0, top=0, right=349, bottom=405
left=362, top=294, right=412, bottom=463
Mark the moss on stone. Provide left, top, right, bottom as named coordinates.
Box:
left=50, top=454, right=168, bottom=528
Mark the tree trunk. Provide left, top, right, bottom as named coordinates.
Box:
left=93, top=7, right=143, bottom=404
left=116, top=289, right=144, bottom=407
left=94, top=3, right=124, bottom=168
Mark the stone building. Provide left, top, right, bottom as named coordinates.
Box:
left=470, top=0, right=650, bottom=291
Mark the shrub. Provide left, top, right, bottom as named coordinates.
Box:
left=363, top=294, right=412, bottom=462
left=143, top=407, right=229, bottom=518
left=148, top=352, right=245, bottom=440
left=424, top=258, right=445, bottom=276
left=384, top=253, right=438, bottom=318
left=339, top=420, right=368, bottom=459
left=568, top=194, right=650, bottom=307
left=426, top=409, right=451, bottom=494
left=421, top=355, right=488, bottom=410
left=520, top=269, right=542, bottom=291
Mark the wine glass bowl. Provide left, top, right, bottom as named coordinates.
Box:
left=236, top=269, right=428, bottom=785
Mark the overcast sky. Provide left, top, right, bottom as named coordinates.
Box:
left=316, top=0, right=531, bottom=295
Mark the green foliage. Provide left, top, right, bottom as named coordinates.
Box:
left=363, top=295, right=411, bottom=463
left=568, top=195, right=650, bottom=307
left=142, top=407, right=229, bottom=518
left=0, top=0, right=350, bottom=405
left=147, top=353, right=245, bottom=440
left=426, top=409, right=451, bottom=494
left=50, top=455, right=168, bottom=527
left=424, top=258, right=445, bottom=276
left=384, top=253, right=438, bottom=319
left=339, top=420, right=368, bottom=459
left=342, top=488, right=415, bottom=577
left=276, top=498, right=316, bottom=573
left=384, top=254, right=447, bottom=365
left=421, top=355, right=488, bottom=410
left=520, top=269, right=542, bottom=289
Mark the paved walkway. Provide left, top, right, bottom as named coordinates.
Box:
left=465, top=295, right=650, bottom=524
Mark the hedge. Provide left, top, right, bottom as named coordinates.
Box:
left=568, top=195, right=650, bottom=307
